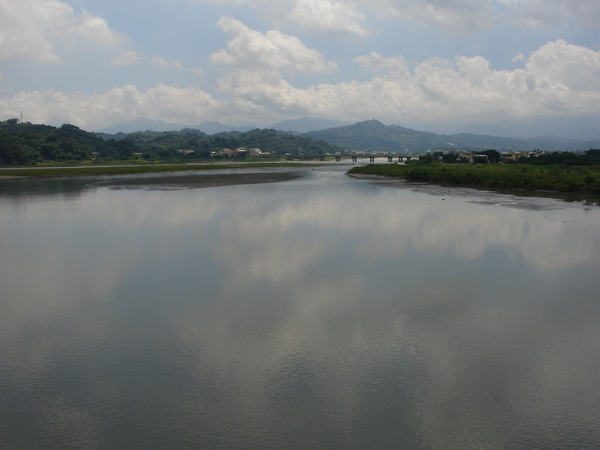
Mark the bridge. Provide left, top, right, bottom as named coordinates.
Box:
left=349, top=155, right=420, bottom=163
left=285, top=155, right=420, bottom=162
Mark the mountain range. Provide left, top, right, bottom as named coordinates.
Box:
left=455, top=114, right=600, bottom=140
left=97, top=118, right=256, bottom=134
left=96, top=117, right=349, bottom=134
left=96, top=117, right=600, bottom=153
left=306, top=120, right=600, bottom=153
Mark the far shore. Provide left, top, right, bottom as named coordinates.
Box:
left=0, top=162, right=321, bottom=178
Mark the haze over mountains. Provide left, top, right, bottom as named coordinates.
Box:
left=97, top=116, right=600, bottom=153
left=97, top=117, right=350, bottom=135
left=306, top=121, right=600, bottom=153
left=455, top=114, right=600, bottom=141
left=98, top=118, right=253, bottom=135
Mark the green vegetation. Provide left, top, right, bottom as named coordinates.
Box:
left=348, top=163, right=600, bottom=197
left=509, top=149, right=600, bottom=166
left=0, top=119, right=344, bottom=166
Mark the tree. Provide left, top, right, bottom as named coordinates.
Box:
left=480, top=149, right=500, bottom=163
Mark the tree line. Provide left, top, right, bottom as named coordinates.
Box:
left=0, top=119, right=344, bottom=165
left=423, top=149, right=600, bottom=166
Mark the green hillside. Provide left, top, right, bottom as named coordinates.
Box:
left=306, top=120, right=600, bottom=154
left=0, top=120, right=343, bottom=165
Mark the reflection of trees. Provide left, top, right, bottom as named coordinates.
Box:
left=0, top=177, right=90, bottom=198
left=1, top=172, right=600, bottom=448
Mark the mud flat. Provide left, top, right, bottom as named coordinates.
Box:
left=92, top=171, right=303, bottom=190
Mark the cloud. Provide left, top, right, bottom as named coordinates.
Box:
left=354, top=52, right=410, bottom=74
left=194, top=0, right=600, bottom=33
left=497, top=0, right=600, bottom=30
left=2, top=40, right=599, bottom=129
left=196, top=0, right=367, bottom=35
left=525, top=39, right=600, bottom=92
left=393, top=0, right=494, bottom=34
left=211, top=16, right=337, bottom=73
left=113, top=54, right=195, bottom=72
left=111, top=51, right=142, bottom=67
left=195, top=0, right=493, bottom=35
left=288, top=0, right=367, bottom=35
left=70, top=8, right=126, bottom=47
left=189, top=67, right=204, bottom=76
left=0, top=0, right=126, bottom=64
left=512, top=52, right=525, bottom=63
left=215, top=40, right=600, bottom=123
left=0, top=84, right=222, bottom=130
left=151, top=56, right=185, bottom=71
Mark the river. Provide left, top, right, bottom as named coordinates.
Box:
left=1, top=166, right=599, bottom=449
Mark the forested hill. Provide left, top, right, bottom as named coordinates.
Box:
left=305, top=120, right=600, bottom=153
left=0, top=119, right=344, bottom=165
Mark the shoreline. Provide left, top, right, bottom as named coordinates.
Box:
left=348, top=164, right=600, bottom=204
left=0, top=162, right=324, bottom=178
left=91, top=171, right=304, bottom=190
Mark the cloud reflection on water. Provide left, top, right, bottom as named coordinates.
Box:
left=0, top=169, right=599, bottom=448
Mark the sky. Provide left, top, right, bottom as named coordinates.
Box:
left=0, top=0, right=599, bottom=132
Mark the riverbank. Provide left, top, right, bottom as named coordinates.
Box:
left=92, top=171, right=303, bottom=190
left=348, top=163, right=600, bottom=200
left=0, top=162, right=315, bottom=178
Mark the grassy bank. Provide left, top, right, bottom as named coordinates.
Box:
left=348, top=163, right=600, bottom=197
left=0, top=162, right=311, bottom=177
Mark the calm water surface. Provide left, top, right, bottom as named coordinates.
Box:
left=1, top=167, right=599, bottom=449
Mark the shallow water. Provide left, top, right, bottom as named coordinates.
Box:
left=1, top=167, right=599, bottom=449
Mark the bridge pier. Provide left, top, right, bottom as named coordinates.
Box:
left=319, top=156, right=325, bottom=161
left=387, top=156, right=393, bottom=162
left=369, top=156, right=375, bottom=162
left=351, top=156, right=357, bottom=162
left=335, top=156, right=341, bottom=162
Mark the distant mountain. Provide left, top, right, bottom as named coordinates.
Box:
left=305, top=120, right=600, bottom=153
left=194, top=121, right=234, bottom=134
left=97, top=119, right=255, bottom=135
left=270, top=117, right=350, bottom=133
left=95, top=115, right=600, bottom=146
left=195, top=121, right=255, bottom=134
left=456, top=114, right=600, bottom=140
left=97, top=118, right=187, bottom=134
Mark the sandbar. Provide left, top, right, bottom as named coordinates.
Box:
left=92, top=171, right=303, bottom=190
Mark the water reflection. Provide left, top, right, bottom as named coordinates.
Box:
left=0, top=176, right=92, bottom=198
left=0, top=167, right=599, bottom=448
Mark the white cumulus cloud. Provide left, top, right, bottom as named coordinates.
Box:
left=196, top=0, right=366, bottom=35
left=111, top=51, right=142, bottom=67
left=2, top=40, right=599, bottom=130
left=525, top=39, right=600, bottom=92
left=512, top=52, right=525, bottom=63
left=0, top=84, right=222, bottom=129
left=70, top=8, right=126, bottom=47
left=210, top=16, right=337, bottom=73
left=214, top=40, right=600, bottom=123
left=354, top=52, right=410, bottom=74
left=0, top=0, right=126, bottom=64
left=288, top=0, right=367, bottom=35
left=194, top=0, right=600, bottom=33
left=151, top=56, right=185, bottom=71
